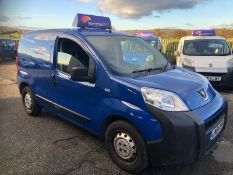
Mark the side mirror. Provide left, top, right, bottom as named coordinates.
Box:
left=71, top=66, right=95, bottom=83
left=174, top=51, right=180, bottom=57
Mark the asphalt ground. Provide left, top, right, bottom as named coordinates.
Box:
left=0, top=60, right=233, bottom=175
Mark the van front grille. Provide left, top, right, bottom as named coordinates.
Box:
left=205, top=112, right=225, bottom=131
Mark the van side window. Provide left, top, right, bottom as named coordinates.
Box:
left=56, top=38, right=92, bottom=76
left=19, top=33, right=53, bottom=64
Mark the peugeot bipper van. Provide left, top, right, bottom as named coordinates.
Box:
left=135, top=32, right=163, bottom=52
left=17, top=14, right=228, bottom=173
left=175, top=30, right=233, bottom=88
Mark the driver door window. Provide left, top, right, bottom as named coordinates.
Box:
left=56, top=38, right=94, bottom=78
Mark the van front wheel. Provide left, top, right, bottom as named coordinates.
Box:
left=105, top=121, right=148, bottom=174
left=22, top=87, right=41, bottom=116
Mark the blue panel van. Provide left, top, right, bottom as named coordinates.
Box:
left=17, top=14, right=228, bottom=173
left=135, top=32, right=163, bottom=52
left=0, top=38, right=17, bottom=62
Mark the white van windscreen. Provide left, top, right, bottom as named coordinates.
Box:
left=183, top=39, right=231, bottom=56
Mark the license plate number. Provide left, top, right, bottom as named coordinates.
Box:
left=210, top=119, right=224, bottom=141
left=206, top=76, right=221, bottom=82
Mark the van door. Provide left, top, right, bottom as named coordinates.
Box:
left=50, top=34, right=99, bottom=124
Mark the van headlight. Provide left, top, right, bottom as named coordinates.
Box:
left=141, top=88, right=189, bottom=111
left=182, top=58, right=194, bottom=67
left=228, top=58, right=233, bottom=68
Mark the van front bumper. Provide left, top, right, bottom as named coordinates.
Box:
left=147, top=94, right=228, bottom=167
left=197, top=68, right=233, bottom=88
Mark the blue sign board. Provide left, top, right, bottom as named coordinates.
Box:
left=192, top=30, right=216, bottom=36
left=135, top=32, right=154, bottom=38
left=72, top=13, right=112, bottom=30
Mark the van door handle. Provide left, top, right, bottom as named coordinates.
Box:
left=51, top=74, right=56, bottom=87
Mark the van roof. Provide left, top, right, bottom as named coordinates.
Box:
left=181, top=35, right=226, bottom=41
left=24, top=28, right=127, bottom=37
left=0, top=38, right=15, bottom=41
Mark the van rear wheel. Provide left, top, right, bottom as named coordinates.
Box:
left=105, top=121, right=148, bottom=174
left=22, top=87, right=41, bottom=116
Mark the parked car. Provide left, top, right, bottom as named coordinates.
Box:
left=17, top=14, right=228, bottom=173
left=0, top=38, right=17, bottom=62
left=175, top=30, right=233, bottom=88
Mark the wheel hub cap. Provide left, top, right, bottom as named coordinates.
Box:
left=114, top=132, right=137, bottom=160
left=25, top=93, right=32, bottom=109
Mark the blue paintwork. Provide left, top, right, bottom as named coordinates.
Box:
left=192, top=91, right=227, bottom=122
left=17, top=27, right=227, bottom=143
left=0, top=38, right=17, bottom=59
left=118, top=68, right=216, bottom=111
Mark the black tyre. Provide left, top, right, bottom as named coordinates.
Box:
left=22, top=86, right=41, bottom=116
left=105, top=120, right=148, bottom=174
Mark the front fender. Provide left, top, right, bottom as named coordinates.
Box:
left=94, top=98, right=163, bottom=142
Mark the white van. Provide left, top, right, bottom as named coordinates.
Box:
left=175, top=30, right=233, bottom=87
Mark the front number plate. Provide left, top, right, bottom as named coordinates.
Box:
left=210, top=119, right=224, bottom=141
left=206, top=76, right=221, bottom=82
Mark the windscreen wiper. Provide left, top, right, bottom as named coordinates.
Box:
left=132, top=67, right=163, bottom=74
left=163, top=59, right=170, bottom=72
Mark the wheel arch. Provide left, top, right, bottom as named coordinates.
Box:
left=101, top=115, right=145, bottom=142
left=19, top=82, right=29, bottom=95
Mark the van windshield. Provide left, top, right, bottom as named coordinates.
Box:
left=183, top=39, right=231, bottom=56
left=143, top=38, right=158, bottom=48
left=86, top=36, right=168, bottom=77
left=7, top=40, right=16, bottom=48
